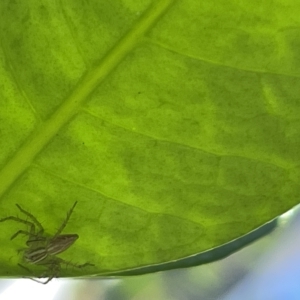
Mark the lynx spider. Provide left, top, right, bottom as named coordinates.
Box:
left=0, top=201, right=93, bottom=284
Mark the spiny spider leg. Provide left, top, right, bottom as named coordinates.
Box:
left=18, top=263, right=59, bottom=285
left=0, top=216, right=36, bottom=240
left=16, top=204, right=44, bottom=235
left=19, top=256, right=93, bottom=285
left=11, top=230, right=37, bottom=240
left=29, top=276, right=55, bottom=285
left=59, top=258, right=94, bottom=269
left=44, top=256, right=94, bottom=269
left=53, top=201, right=77, bottom=238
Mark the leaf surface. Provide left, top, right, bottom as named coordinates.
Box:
left=0, top=0, right=300, bottom=278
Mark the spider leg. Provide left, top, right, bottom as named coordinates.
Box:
left=19, top=256, right=93, bottom=285
left=58, top=257, right=94, bottom=269
left=44, top=256, right=94, bottom=269
left=11, top=230, right=34, bottom=240
left=18, top=263, right=58, bottom=284
left=15, top=204, right=44, bottom=235
left=18, top=263, right=32, bottom=273
left=0, top=216, right=36, bottom=239
left=39, top=259, right=63, bottom=284
left=53, top=201, right=77, bottom=238
left=27, top=276, right=55, bottom=284
left=38, top=262, right=61, bottom=284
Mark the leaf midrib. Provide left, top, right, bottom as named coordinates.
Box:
left=0, top=0, right=175, bottom=198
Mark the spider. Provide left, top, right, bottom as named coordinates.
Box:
left=0, top=201, right=93, bottom=284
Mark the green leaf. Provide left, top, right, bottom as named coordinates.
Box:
left=1, top=0, right=300, bottom=279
